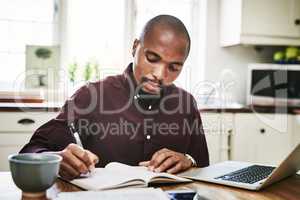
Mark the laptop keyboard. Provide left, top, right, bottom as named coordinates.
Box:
left=215, top=165, right=275, bottom=184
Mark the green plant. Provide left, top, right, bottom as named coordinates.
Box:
left=68, top=62, right=78, bottom=83
left=93, top=62, right=100, bottom=80
left=83, top=62, right=93, bottom=81
left=35, top=48, right=52, bottom=59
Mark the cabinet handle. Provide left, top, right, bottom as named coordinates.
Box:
left=295, top=19, right=300, bottom=25
left=227, top=130, right=232, bottom=160
left=260, top=128, right=266, bottom=134
left=17, top=118, right=35, bottom=125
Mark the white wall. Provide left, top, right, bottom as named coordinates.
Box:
left=202, top=0, right=274, bottom=104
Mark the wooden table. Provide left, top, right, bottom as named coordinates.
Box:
left=1, top=172, right=300, bottom=200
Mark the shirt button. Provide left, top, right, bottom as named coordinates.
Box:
left=146, top=135, right=151, bottom=140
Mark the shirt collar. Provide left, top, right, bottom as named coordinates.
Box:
left=123, top=63, right=138, bottom=91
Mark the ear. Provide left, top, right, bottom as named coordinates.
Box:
left=132, top=39, right=140, bottom=57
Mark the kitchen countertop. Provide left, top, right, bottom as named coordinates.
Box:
left=200, top=105, right=300, bottom=115
left=0, top=102, right=63, bottom=112
left=0, top=102, right=299, bottom=114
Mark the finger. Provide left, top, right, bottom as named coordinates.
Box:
left=150, top=149, right=170, bottom=167
left=139, top=161, right=150, bottom=166
left=150, top=151, right=173, bottom=169
left=151, top=148, right=169, bottom=162
left=154, top=157, right=178, bottom=173
left=60, top=162, right=80, bottom=179
left=62, top=149, right=89, bottom=174
left=167, top=162, right=183, bottom=174
left=86, top=150, right=99, bottom=165
left=59, top=168, right=75, bottom=180
left=85, top=150, right=99, bottom=171
left=69, top=144, right=94, bottom=167
left=59, top=169, right=71, bottom=180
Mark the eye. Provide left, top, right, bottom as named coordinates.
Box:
left=146, top=53, right=160, bottom=63
left=169, top=64, right=181, bottom=72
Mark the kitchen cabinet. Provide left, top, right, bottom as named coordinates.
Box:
left=292, top=115, right=300, bottom=174
left=220, top=0, right=300, bottom=46
left=0, top=112, right=58, bottom=171
left=292, top=115, right=300, bottom=148
left=201, top=112, right=233, bottom=164
left=232, top=113, right=293, bottom=165
left=0, top=133, right=32, bottom=171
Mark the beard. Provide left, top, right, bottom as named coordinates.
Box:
left=135, top=77, right=164, bottom=109
left=140, top=77, right=163, bottom=95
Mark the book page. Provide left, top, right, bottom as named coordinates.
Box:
left=70, top=168, right=146, bottom=190
left=105, top=162, right=191, bottom=183
left=55, top=188, right=169, bottom=200
left=70, top=162, right=191, bottom=190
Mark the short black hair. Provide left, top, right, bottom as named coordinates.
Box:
left=139, top=15, right=191, bottom=55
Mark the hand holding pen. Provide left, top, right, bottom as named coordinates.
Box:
left=57, top=123, right=99, bottom=180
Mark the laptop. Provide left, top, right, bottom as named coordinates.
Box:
left=179, top=144, right=300, bottom=190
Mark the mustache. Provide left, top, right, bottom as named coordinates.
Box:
left=141, top=77, right=163, bottom=87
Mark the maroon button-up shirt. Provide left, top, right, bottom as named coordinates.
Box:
left=20, top=64, right=209, bottom=167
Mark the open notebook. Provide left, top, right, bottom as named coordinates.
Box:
left=67, top=162, right=192, bottom=190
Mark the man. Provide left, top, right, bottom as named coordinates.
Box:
left=20, top=15, right=209, bottom=180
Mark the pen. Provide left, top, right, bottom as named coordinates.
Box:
left=68, top=122, right=95, bottom=177
left=68, top=123, right=83, bottom=147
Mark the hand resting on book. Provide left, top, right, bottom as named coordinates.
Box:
left=139, top=148, right=193, bottom=174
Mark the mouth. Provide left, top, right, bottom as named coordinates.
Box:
left=142, top=80, right=162, bottom=94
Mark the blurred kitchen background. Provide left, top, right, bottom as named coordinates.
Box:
left=0, top=0, right=300, bottom=171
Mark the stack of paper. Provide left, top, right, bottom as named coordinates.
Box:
left=54, top=188, right=169, bottom=200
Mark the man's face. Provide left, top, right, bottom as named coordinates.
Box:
left=132, top=28, right=189, bottom=95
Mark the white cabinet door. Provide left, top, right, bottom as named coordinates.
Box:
left=292, top=115, right=300, bottom=174
left=0, top=112, right=58, bottom=132
left=201, top=112, right=222, bottom=164
left=233, top=113, right=293, bottom=165
left=0, top=111, right=58, bottom=171
left=0, top=133, right=32, bottom=171
left=201, top=112, right=233, bottom=164
left=292, top=115, right=300, bottom=148
left=220, top=0, right=300, bottom=46
left=242, top=0, right=300, bottom=38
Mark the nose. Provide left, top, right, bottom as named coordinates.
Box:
left=152, top=64, right=167, bottom=81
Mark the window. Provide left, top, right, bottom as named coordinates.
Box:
left=62, top=0, right=203, bottom=93
left=0, top=0, right=58, bottom=90
left=1, top=0, right=205, bottom=96
left=60, top=0, right=126, bottom=82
